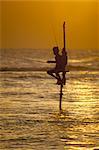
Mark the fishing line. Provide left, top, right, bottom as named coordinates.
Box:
left=47, top=2, right=59, bottom=48
left=50, top=21, right=58, bottom=47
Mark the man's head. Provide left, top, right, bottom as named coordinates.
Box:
left=53, top=47, right=59, bottom=55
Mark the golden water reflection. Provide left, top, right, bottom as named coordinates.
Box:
left=0, top=71, right=99, bottom=149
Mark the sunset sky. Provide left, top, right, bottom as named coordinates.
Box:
left=0, top=0, right=99, bottom=50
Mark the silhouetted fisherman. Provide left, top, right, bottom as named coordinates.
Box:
left=47, top=46, right=67, bottom=85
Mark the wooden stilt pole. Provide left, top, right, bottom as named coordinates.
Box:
left=59, top=84, right=63, bottom=112
left=59, top=21, right=66, bottom=112
left=63, top=21, right=66, bottom=51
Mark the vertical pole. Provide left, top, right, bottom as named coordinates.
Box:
left=59, top=84, right=63, bottom=111
left=63, top=21, right=66, bottom=50
left=59, top=21, right=66, bottom=112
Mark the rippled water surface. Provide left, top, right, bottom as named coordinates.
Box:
left=0, top=70, right=99, bottom=150
left=0, top=49, right=99, bottom=149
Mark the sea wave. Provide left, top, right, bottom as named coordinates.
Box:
left=0, top=65, right=98, bottom=72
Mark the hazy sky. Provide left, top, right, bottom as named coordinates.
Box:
left=0, top=0, right=99, bottom=50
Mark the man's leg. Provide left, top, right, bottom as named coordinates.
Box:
left=56, top=72, right=63, bottom=85
left=47, top=69, right=63, bottom=85
left=47, top=69, right=58, bottom=80
left=56, top=72, right=61, bottom=80
left=62, top=71, right=66, bottom=85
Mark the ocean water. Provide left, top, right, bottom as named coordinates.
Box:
left=0, top=49, right=99, bottom=150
